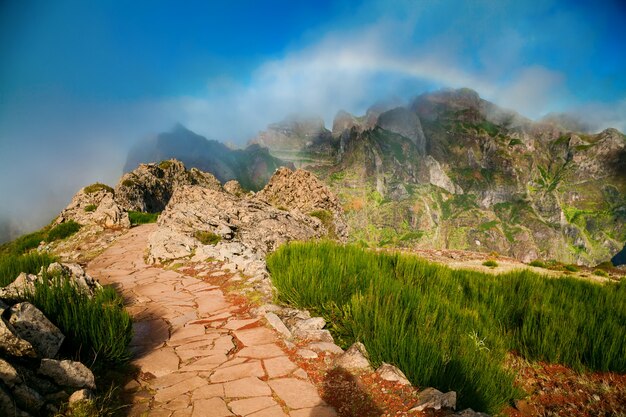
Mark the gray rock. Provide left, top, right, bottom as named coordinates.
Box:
left=293, top=328, right=334, bottom=343
left=292, top=317, right=326, bottom=332
left=38, top=359, right=96, bottom=390
left=264, top=312, right=292, bottom=339
left=8, top=302, right=65, bottom=359
left=13, top=384, right=45, bottom=413
left=0, top=384, right=30, bottom=417
left=335, top=342, right=372, bottom=372
left=0, top=273, right=38, bottom=301
left=375, top=362, right=411, bottom=385
left=46, top=263, right=101, bottom=295
left=55, top=187, right=130, bottom=229
left=0, top=358, right=22, bottom=387
left=411, top=387, right=457, bottom=412
left=0, top=316, right=37, bottom=358
left=296, top=349, right=319, bottom=359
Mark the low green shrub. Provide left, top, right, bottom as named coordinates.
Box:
left=46, top=221, right=81, bottom=242
left=593, top=269, right=608, bottom=277
left=564, top=264, right=579, bottom=272
left=158, top=160, right=173, bottom=170
left=309, top=209, right=336, bottom=239
left=27, top=274, right=132, bottom=366
left=194, top=231, right=222, bottom=245
left=267, top=242, right=626, bottom=414
left=0, top=252, right=57, bottom=287
left=5, top=230, right=48, bottom=254
left=83, top=183, right=113, bottom=194
left=84, top=204, right=98, bottom=212
left=482, top=259, right=498, bottom=268
left=121, top=179, right=135, bottom=187
left=596, top=261, right=614, bottom=271
left=529, top=260, right=546, bottom=268
left=128, top=211, right=159, bottom=226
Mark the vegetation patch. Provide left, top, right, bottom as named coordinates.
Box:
left=194, top=230, right=222, bottom=245
left=529, top=260, right=546, bottom=268
left=309, top=209, right=337, bottom=239
left=27, top=273, right=132, bottom=366
left=0, top=252, right=57, bottom=287
left=128, top=211, right=159, bottom=226
left=158, top=160, right=173, bottom=170
left=46, top=221, right=81, bottom=242
left=84, top=204, right=98, bottom=212
left=593, top=269, right=608, bottom=277
left=482, top=259, right=498, bottom=268
left=268, top=242, right=626, bottom=413
left=121, top=179, right=136, bottom=187
left=1, top=230, right=48, bottom=255
left=84, top=183, right=114, bottom=194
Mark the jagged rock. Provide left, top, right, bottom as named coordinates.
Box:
left=411, top=387, right=457, bottom=412
left=418, top=156, right=459, bottom=195
left=377, top=107, right=427, bottom=153
left=38, top=359, right=96, bottom=390
left=68, top=389, right=94, bottom=404
left=375, top=363, right=411, bottom=385
left=293, top=328, right=335, bottom=343
left=46, top=263, right=101, bottom=295
left=55, top=186, right=130, bottom=228
left=335, top=342, right=373, bottom=372
left=256, top=167, right=348, bottom=240
left=149, top=185, right=326, bottom=262
left=0, top=358, right=22, bottom=387
left=0, top=301, right=37, bottom=358
left=224, top=180, right=245, bottom=197
left=8, top=302, right=65, bottom=359
left=115, top=159, right=222, bottom=212
left=454, top=408, right=491, bottom=417
left=264, top=313, right=292, bottom=339
left=0, top=273, right=38, bottom=301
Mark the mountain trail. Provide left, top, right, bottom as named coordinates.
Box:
left=87, top=224, right=337, bottom=417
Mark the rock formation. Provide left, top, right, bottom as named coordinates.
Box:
left=115, top=159, right=222, bottom=213
left=55, top=184, right=130, bottom=228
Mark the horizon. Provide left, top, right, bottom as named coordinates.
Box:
left=1, top=0, right=625, bottom=240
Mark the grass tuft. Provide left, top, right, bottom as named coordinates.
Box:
left=194, top=231, right=222, bottom=245
left=84, top=204, right=98, bottom=213
left=83, top=183, right=113, bottom=194
left=0, top=252, right=57, bottom=287
left=47, top=221, right=81, bottom=242
left=128, top=211, right=159, bottom=226
left=482, top=259, right=498, bottom=268
left=267, top=242, right=626, bottom=414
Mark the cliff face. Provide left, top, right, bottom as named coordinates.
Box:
left=251, top=89, right=626, bottom=265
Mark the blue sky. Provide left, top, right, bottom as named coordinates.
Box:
left=1, top=0, right=625, bottom=233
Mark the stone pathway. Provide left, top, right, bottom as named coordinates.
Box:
left=87, top=224, right=337, bottom=417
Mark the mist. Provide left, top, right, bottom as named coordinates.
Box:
left=1, top=0, right=624, bottom=242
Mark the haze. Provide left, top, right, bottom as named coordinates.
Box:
left=1, top=0, right=625, bottom=241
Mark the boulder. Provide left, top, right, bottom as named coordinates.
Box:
left=68, top=388, right=94, bottom=404
left=375, top=363, right=411, bottom=385
left=0, top=301, right=37, bottom=358
left=8, top=302, right=65, bottom=358
left=13, top=384, right=45, bottom=414
left=291, top=317, right=326, bottom=332
left=335, top=342, right=372, bottom=372
left=46, top=263, right=101, bottom=295
left=115, top=159, right=222, bottom=213
left=0, top=384, right=30, bottom=417
left=264, top=313, right=292, bottom=339
left=0, top=273, right=38, bottom=301
left=411, top=387, right=457, bottom=412
left=256, top=167, right=348, bottom=240
left=38, top=359, right=96, bottom=390
left=55, top=186, right=130, bottom=228
left=0, top=358, right=22, bottom=387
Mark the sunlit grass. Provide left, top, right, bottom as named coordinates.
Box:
left=267, top=241, right=626, bottom=413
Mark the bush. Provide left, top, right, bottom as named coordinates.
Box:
left=267, top=242, right=626, bottom=414
left=529, top=260, right=546, bottom=268
left=593, top=269, right=608, bottom=277
left=46, top=221, right=81, bottom=242
left=482, top=259, right=498, bottom=268
left=564, top=264, right=579, bottom=272
left=309, top=209, right=336, bottom=239
left=83, top=183, right=113, bottom=194
left=128, top=211, right=159, bottom=226
left=0, top=252, right=57, bottom=287
left=27, top=274, right=132, bottom=366
left=84, top=204, right=98, bottom=212
left=194, top=231, right=222, bottom=245
left=121, top=179, right=135, bottom=187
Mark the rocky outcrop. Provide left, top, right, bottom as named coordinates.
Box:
left=377, top=107, right=427, bottom=153
left=114, top=159, right=222, bottom=213
left=418, top=156, right=460, bottom=195
left=223, top=180, right=245, bottom=197
left=0, top=291, right=96, bottom=416
left=256, top=167, right=348, bottom=240
left=55, top=186, right=130, bottom=229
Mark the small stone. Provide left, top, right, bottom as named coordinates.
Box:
left=292, top=317, right=326, bottom=332
left=68, top=389, right=94, bottom=404
left=296, top=349, right=318, bottom=359
left=411, top=387, right=456, bottom=412
left=454, top=408, right=491, bottom=417
left=264, top=313, right=292, bottom=339
left=375, top=362, right=411, bottom=385
left=307, top=342, right=344, bottom=355
left=334, top=342, right=372, bottom=372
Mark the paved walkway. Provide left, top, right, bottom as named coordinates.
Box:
left=87, top=224, right=337, bottom=417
